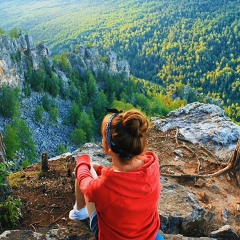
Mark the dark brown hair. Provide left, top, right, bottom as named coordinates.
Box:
left=102, top=109, right=149, bottom=163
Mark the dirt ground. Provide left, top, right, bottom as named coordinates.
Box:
left=2, top=127, right=240, bottom=237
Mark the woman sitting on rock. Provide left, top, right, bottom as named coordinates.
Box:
left=69, top=108, right=164, bottom=240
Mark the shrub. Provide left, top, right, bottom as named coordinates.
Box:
left=76, top=110, right=94, bottom=142
left=9, top=28, right=22, bottom=39
left=48, top=74, right=60, bottom=97
left=21, top=160, right=31, bottom=169
left=0, top=162, right=14, bottom=188
left=10, top=51, right=21, bottom=63
left=0, top=28, right=6, bottom=36
left=0, top=162, right=22, bottom=228
left=100, top=56, right=108, bottom=63
left=53, top=52, right=71, bottom=74
left=86, top=43, right=93, bottom=49
left=56, top=144, right=69, bottom=155
left=22, top=83, right=31, bottom=97
left=0, top=196, right=22, bottom=228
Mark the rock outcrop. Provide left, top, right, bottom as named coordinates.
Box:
left=2, top=102, right=240, bottom=239
left=107, top=51, right=130, bottom=78
left=151, top=102, right=240, bottom=162
left=0, top=143, right=218, bottom=240
left=0, top=35, right=130, bottom=90
left=160, top=180, right=206, bottom=235
left=0, top=35, right=50, bottom=88
left=0, top=35, right=130, bottom=159
left=70, top=44, right=130, bottom=79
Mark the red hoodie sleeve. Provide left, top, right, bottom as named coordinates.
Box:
left=75, top=155, right=94, bottom=192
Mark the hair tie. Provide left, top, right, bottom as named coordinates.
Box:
left=106, top=113, right=118, bottom=149
left=105, top=110, right=134, bottom=160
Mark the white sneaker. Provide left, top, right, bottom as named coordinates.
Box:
left=69, top=204, right=88, bottom=220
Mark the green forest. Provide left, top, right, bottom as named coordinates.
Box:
left=0, top=0, right=240, bottom=124
left=0, top=43, right=186, bottom=169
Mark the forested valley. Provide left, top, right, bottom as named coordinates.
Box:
left=1, top=0, right=239, bottom=123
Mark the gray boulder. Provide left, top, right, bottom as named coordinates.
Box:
left=151, top=102, right=240, bottom=162
left=210, top=225, right=240, bottom=239
left=159, top=178, right=206, bottom=235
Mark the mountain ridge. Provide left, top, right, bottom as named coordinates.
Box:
left=0, top=33, right=134, bottom=165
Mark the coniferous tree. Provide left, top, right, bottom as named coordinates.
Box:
left=11, top=118, right=36, bottom=162
left=3, top=125, right=19, bottom=159
left=76, top=110, right=94, bottom=142
left=70, top=128, right=86, bottom=146
left=93, top=90, right=109, bottom=123
left=35, top=106, right=44, bottom=123
left=49, top=105, right=58, bottom=123
left=69, top=102, right=81, bottom=126
left=31, top=69, right=46, bottom=92
left=3, top=118, right=36, bottom=163
left=0, top=87, right=20, bottom=118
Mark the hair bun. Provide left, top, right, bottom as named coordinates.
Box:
left=109, top=109, right=149, bottom=159
left=123, top=111, right=148, bottom=138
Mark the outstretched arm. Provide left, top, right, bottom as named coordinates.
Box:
left=74, top=155, right=99, bottom=218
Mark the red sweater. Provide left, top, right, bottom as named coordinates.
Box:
left=75, top=152, right=161, bottom=240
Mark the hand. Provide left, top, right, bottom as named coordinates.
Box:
left=91, top=162, right=101, bottom=171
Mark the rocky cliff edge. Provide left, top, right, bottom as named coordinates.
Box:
left=0, top=102, right=240, bottom=239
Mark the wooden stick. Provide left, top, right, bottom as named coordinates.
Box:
left=30, top=223, right=36, bottom=232
left=49, top=208, right=72, bottom=225
left=42, top=152, right=49, bottom=172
